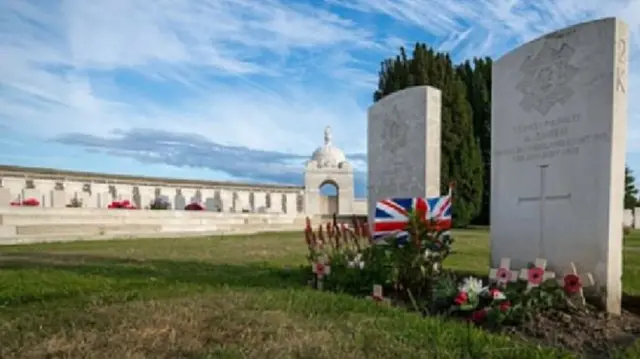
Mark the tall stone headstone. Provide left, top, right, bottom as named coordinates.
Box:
left=491, top=18, right=628, bottom=314
left=624, top=209, right=634, bottom=227
left=635, top=208, right=640, bottom=230
left=367, top=85, right=442, bottom=226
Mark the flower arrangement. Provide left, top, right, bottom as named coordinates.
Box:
left=184, top=202, right=205, bottom=210
left=10, top=198, right=40, bottom=207
left=303, top=212, right=585, bottom=329
left=108, top=200, right=137, bottom=209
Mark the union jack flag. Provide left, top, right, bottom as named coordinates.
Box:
left=373, top=184, right=453, bottom=242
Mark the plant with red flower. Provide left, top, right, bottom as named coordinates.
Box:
left=108, top=200, right=137, bottom=209
left=499, top=300, right=511, bottom=312
left=184, top=202, right=204, bottom=211
left=527, top=266, right=545, bottom=285
left=563, top=274, right=582, bottom=294
left=470, top=308, right=488, bottom=323
left=20, top=198, right=40, bottom=206
left=10, top=201, right=21, bottom=206
left=453, top=291, right=468, bottom=305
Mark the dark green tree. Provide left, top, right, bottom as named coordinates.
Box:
left=374, top=44, right=484, bottom=227
left=625, top=165, right=639, bottom=209
left=456, top=58, right=492, bottom=225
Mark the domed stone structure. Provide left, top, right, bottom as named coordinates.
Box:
left=310, top=127, right=347, bottom=168
left=303, top=126, right=355, bottom=215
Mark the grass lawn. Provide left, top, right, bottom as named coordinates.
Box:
left=0, top=229, right=639, bottom=358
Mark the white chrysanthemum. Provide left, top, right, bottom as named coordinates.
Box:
left=347, top=253, right=365, bottom=269
left=459, top=277, right=484, bottom=294
left=481, top=287, right=506, bottom=300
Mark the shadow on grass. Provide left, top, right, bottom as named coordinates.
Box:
left=0, top=252, right=309, bottom=307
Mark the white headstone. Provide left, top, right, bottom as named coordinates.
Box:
left=491, top=18, right=628, bottom=314
left=624, top=209, right=634, bottom=227
left=635, top=207, right=640, bottom=230
left=367, top=85, right=442, bottom=226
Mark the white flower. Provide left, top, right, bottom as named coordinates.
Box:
left=347, top=253, right=365, bottom=269
left=481, top=287, right=506, bottom=300
left=424, top=249, right=433, bottom=259
left=432, top=262, right=441, bottom=272
left=459, top=277, right=484, bottom=294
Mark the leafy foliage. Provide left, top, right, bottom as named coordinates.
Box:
left=374, top=44, right=487, bottom=226
left=304, top=215, right=570, bottom=329
left=625, top=165, right=639, bottom=209
left=150, top=197, right=170, bottom=210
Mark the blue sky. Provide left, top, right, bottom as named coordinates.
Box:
left=1, top=0, right=640, bottom=198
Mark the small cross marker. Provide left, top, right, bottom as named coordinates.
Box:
left=557, top=262, right=595, bottom=306
left=313, top=255, right=331, bottom=290
left=519, top=258, right=556, bottom=292
left=489, top=258, right=519, bottom=287
left=368, top=284, right=390, bottom=304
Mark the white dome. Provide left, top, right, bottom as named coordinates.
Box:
left=310, top=126, right=347, bottom=168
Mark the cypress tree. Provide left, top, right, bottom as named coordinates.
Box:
left=373, top=43, right=484, bottom=227
left=456, top=58, right=492, bottom=225
left=625, top=166, right=639, bottom=209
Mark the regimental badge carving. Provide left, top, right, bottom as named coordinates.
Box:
left=381, top=105, right=408, bottom=154
left=516, top=41, right=579, bottom=116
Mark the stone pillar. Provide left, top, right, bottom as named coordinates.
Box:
left=271, top=192, right=282, bottom=213
left=254, top=191, right=266, bottom=211
left=92, top=183, right=111, bottom=208
left=284, top=193, right=297, bottom=215
left=32, top=179, right=56, bottom=207
left=2, top=177, right=26, bottom=203
left=136, top=185, right=155, bottom=209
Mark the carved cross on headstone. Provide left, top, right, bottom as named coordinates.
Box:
left=517, top=164, right=571, bottom=258
left=557, top=262, right=595, bottom=306
left=489, top=258, right=519, bottom=287
left=313, top=255, right=331, bottom=290
left=519, top=258, right=556, bottom=292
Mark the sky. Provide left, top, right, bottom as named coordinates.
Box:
left=1, top=0, right=640, bottom=199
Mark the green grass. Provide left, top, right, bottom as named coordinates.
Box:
left=0, top=229, right=638, bottom=358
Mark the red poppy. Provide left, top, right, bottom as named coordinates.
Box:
left=21, top=198, right=40, bottom=206
left=499, top=301, right=511, bottom=312
left=563, top=274, right=582, bottom=294
left=488, top=288, right=503, bottom=299
left=496, top=268, right=512, bottom=282
left=314, top=262, right=327, bottom=277
left=527, top=267, right=545, bottom=285
left=453, top=291, right=468, bottom=305
left=471, top=309, right=487, bottom=323
left=184, top=202, right=204, bottom=210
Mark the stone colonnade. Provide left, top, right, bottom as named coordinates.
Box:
left=623, top=208, right=640, bottom=229
left=0, top=175, right=305, bottom=214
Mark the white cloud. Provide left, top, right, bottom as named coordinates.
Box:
left=1, top=0, right=640, bottom=186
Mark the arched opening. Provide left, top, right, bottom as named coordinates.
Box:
left=296, top=193, right=304, bottom=213
left=265, top=193, right=272, bottom=209
left=249, top=192, right=255, bottom=212
left=193, top=189, right=203, bottom=203
left=319, top=180, right=339, bottom=215
left=232, top=192, right=239, bottom=212
left=281, top=194, right=287, bottom=213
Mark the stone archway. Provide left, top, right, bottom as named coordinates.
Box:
left=318, top=179, right=339, bottom=215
